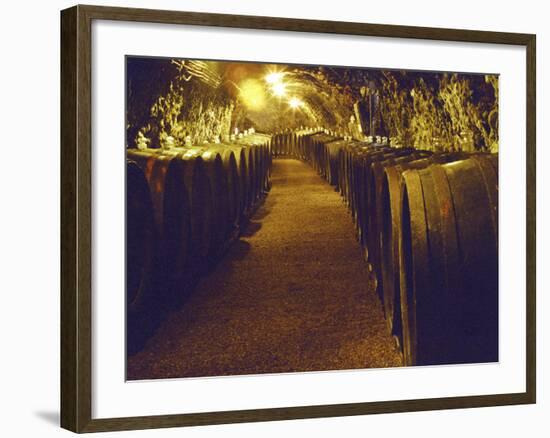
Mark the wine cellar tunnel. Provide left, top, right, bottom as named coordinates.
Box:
left=126, top=58, right=499, bottom=378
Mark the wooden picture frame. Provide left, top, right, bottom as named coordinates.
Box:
left=61, top=4, right=536, bottom=433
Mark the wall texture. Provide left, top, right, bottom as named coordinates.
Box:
left=127, top=58, right=498, bottom=151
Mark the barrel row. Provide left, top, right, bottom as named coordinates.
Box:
left=395, top=154, right=498, bottom=366
left=278, top=130, right=499, bottom=367
left=126, top=136, right=271, bottom=352
left=271, top=129, right=326, bottom=162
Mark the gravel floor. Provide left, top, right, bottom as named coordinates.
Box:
left=127, top=158, right=403, bottom=380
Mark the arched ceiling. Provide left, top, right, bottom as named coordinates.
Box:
left=127, top=57, right=498, bottom=152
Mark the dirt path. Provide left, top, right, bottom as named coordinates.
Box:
left=127, top=158, right=403, bottom=380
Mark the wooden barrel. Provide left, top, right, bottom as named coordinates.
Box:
left=279, top=132, right=286, bottom=156
left=399, top=155, right=498, bottom=366
left=242, top=144, right=260, bottom=207
left=286, top=132, right=293, bottom=157
left=339, top=142, right=361, bottom=204
left=239, top=134, right=272, bottom=207
left=242, top=146, right=256, bottom=211
left=319, top=134, right=339, bottom=175
left=291, top=132, right=298, bottom=158
left=252, top=144, right=263, bottom=204
left=219, top=144, right=249, bottom=220
left=365, top=150, right=431, bottom=296
left=379, top=153, right=466, bottom=339
left=295, top=131, right=313, bottom=160
left=317, top=138, right=340, bottom=183
left=277, top=132, right=284, bottom=156
left=339, top=143, right=354, bottom=205
left=351, top=146, right=394, bottom=250
left=272, top=133, right=280, bottom=156
left=126, top=159, right=157, bottom=310
left=281, top=132, right=287, bottom=156
left=304, top=133, right=323, bottom=171
left=317, top=134, right=336, bottom=175
left=177, top=150, right=215, bottom=272
left=265, top=141, right=273, bottom=191
left=126, top=149, right=192, bottom=299
left=348, top=143, right=374, bottom=211
left=232, top=146, right=249, bottom=217
left=276, top=132, right=285, bottom=156
left=325, top=140, right=348, bottom=187
left=208, top=146, right=241, bottom=234
left=200, top=149, right=231, bottom=259
left=260, top=142, right=271, bottom=192
left=261, top=140, right=271, bottom=192
left=279, top=133, right=285, bottom=156
left=289, top=132, right=297, bottom=158
left=268, top=138, right=274, bottom=184
left=350, top=146, right=376, bottom=229
left=322, top=140, right=331, bottom=180
left=338, top=146, right=347, bottom=197
left=298, top=131, right=310, bottom=160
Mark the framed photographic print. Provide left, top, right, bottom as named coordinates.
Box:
left=60, top=4, right=536, bottom=433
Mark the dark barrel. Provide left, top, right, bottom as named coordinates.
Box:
left=125, top=150, right=194, bottom=354
left=126, top=159, right=156, bottom=310
left=177, top=149, right=215, bottom=273
left=273, top=132, right=283, bottom=156
left=242, top=145, right=256, bottom=211
left=306, top=133, right=338, bottom=175
left=399, top=155, right=498, bottom=366
left=365, top=150, right=431, bottom=298
left=352, top=146, right=402, bottom=255
left=126, top=149, right=192, bottom=300
left=324, top=140, right=349, bottom=188
left=379, top=153, right=465, bottom=341
left=206, top=145, right=241, bottom=237
left=252, top=144, right=263, bottom=201
left=199, top=149, right=231, bottom=260
left=236, top=133, right=272, bottom=210
left=126, top=160, right=159, bottom=355
left=228, top=145, right=249, bottom=218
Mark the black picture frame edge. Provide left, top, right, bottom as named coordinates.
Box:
left=60, top=4, right=537, bottom=433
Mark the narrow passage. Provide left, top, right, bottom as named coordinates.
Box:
left=128, top=158, right=402, bottom=379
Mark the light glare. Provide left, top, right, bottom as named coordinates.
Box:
left=289, top=97, right=303, bottom=109
left=265, top=72, right=284, bottom=84
left=238, top=79, right=266, bottom=110
left=272, top=82, right=287, bottom=97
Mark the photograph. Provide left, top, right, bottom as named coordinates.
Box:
left=125, top=56, right=499, bottom=380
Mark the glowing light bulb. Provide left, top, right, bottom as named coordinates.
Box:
left=265, top=72, right=284, bottom=84
left=271, top=82, right=287, bottom=97
left=289, top=97, right=303, bottom=109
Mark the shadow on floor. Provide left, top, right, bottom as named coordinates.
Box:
left=252, top=200, right=275, bottom=220
left=128, top=216, right=258, bottom=356
left=34, top=411, right=59, bottom=427
left=240, top=220, right=262, bottom=237
left=228, top=239, right=252, bottom=260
